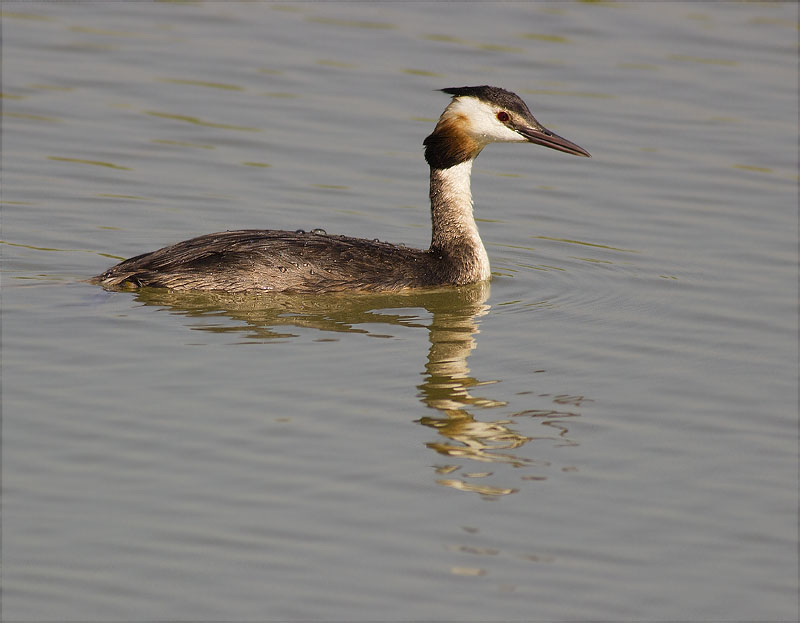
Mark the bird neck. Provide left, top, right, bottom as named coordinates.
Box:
left=428, top=161, right=491, bottom=282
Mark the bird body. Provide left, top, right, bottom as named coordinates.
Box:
left=93, top=86, right=589, bottom=293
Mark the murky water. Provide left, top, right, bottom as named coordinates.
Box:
left=2, top=2, right=797, bottom=620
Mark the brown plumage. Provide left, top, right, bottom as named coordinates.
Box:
left=94, top=229, right=466, bottom=293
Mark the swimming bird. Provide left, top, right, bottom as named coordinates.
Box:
left=92, top=86, right=590, bottom=293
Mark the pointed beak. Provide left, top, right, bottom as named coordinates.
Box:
left=516, top=122, right=591, bottom=157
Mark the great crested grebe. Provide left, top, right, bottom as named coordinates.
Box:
left=93, top=86, right=590, bottom=293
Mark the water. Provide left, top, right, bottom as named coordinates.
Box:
left=2, top=2, right=797, bottom=620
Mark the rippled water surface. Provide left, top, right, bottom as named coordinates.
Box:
left=2, top=2, right=797, bottom=621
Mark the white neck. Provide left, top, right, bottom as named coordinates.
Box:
left=428, top=161, right=491, bottom=282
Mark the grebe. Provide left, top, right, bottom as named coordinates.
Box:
left=93, top=86, right=590, bottom=293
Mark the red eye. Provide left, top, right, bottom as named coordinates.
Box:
left=496, top=111, right=510, bottom=122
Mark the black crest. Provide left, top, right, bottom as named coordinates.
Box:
left=440, top=85, right=533, bottom=117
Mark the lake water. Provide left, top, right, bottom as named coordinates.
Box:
left=2, top=2, right=797, bottom=621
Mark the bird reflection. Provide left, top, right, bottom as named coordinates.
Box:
left=127, top=281, right=585, bottom=497
left=414, top=289, right=527, bottom=496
